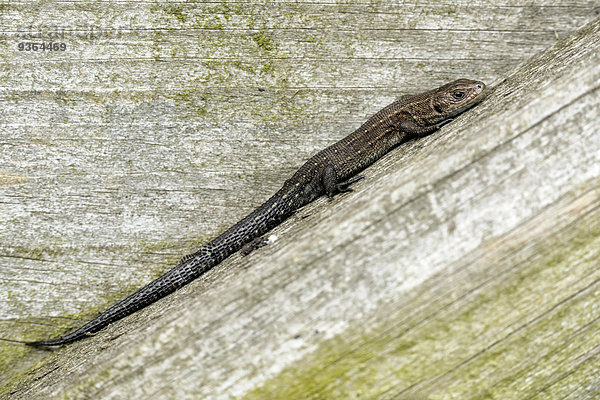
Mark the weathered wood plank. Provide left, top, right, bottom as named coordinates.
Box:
left=1, top=1, right=599, bottom=398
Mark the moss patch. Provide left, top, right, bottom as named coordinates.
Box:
left=252, top=29, right=275, bottom=52
left=243, top=209, right=600, bottom=399
left=163, top=5, right=187, bottom=23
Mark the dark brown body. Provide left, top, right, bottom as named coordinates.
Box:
left=27, top=79, right=486, bottom=347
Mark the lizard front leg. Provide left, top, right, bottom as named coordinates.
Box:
left=397, top=118, right=449, bottom=137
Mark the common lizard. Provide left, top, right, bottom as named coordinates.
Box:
left=27, top=78, right=486, bottom=347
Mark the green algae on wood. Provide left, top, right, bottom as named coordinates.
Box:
left=3, top=3, right=600, bottom=400
left=243, top=198, right=600, bottom=399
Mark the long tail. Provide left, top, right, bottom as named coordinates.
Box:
left=26, top=187, right=296, bottom=347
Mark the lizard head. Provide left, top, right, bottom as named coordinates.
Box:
left=429, top=79, right=486, bottom=119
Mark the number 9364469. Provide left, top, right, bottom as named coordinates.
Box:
left=18, top=42, right=67, bottom=51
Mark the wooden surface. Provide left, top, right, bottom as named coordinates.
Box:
left=1, top=1, right=600, bottom=399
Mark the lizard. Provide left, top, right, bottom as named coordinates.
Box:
left=26, top=78, right=486, bottom=347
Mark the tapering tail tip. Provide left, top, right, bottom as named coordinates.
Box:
left=25, top=338, right=66, bottom=348
left=25, top=333, right=84, bottom=348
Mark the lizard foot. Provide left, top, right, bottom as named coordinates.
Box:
left=336, top=175, right=365, bottom=193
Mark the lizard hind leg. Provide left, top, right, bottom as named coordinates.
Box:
left=336, top=175, right=365, bottom=192
left=322, top=164, right=365, bottom=198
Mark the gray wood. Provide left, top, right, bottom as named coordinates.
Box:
left=1, top=1, right=600, bottom=398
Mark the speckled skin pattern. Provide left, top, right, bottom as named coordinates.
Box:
left=27, top=79, right=486, bottom=347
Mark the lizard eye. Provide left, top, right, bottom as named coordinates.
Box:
left=452, top=90, right=465, bottom=99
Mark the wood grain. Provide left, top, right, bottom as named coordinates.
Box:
left=1, top=1, right=599, bottom=398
